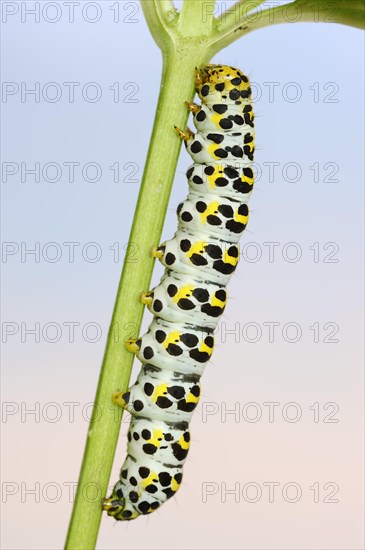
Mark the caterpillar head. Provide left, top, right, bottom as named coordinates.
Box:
left=197, top=64, right=251, bottom=106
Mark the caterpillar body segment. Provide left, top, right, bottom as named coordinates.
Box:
left=143, top=271, right=227, bottom=325
left=104, top=64, right=254, bottom=521
left=120, top=364, right=201, bottom=422
left=191, top=102, right=254, bottom=132
left=177, top=194, right=249, bottom=241
left=125, top=317, right=214, bottom=375
left=186, top=162, right=254, bottom=197
left=125, top=416, right=191, bottom=465
left=156, top=230, right=240, bottom=285
left=184, top=129, right=254, bottom=164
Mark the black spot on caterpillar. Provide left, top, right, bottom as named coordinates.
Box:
left=103, top=64, right=254, bottom=521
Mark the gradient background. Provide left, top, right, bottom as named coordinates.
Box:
left=1, top=1, right=364, bottom=548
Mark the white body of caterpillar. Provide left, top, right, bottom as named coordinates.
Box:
left=103, top=64, right=254, bottom=521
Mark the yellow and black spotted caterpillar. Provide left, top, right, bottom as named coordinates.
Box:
left=103, top=65, right=254, bottom=521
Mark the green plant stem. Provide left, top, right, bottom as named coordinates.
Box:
left=65, top=14, right=212, bottom=550
left=211, top=0, right=364, bottom=54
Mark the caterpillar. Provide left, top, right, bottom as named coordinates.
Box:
left=103, top=64, right=254, bottom=521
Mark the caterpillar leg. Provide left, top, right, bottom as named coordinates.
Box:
left=112, top=390, right=129, bottom=408
left=102, top=498, right=115, bottom=511
left=102, top=498, right=138, bottom=521
left=102, top=495, right=124, bottom=514
left=194, top=66, right=203, bottom=87
left=140, top=290, right=153, bottom=306
left=151, top=245, right=164, bottom=259
left=125, top=338, right=141, bottom=353
left=174, top=126, right=194, bottom=141
left=185, top=101, right=200, bottom=114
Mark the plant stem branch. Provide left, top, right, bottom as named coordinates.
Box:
left=157, top=0, right=178, bottom=25
left=141, top=0, right=174, bottom=52
left=178, top=0, right=216, bottom=35
left=209, top=0, right=365, bottom=54
left=216, top=0, right=267, bottom=32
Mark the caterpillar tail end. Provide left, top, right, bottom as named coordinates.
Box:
left=125, top=338, right=141, bottom=353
